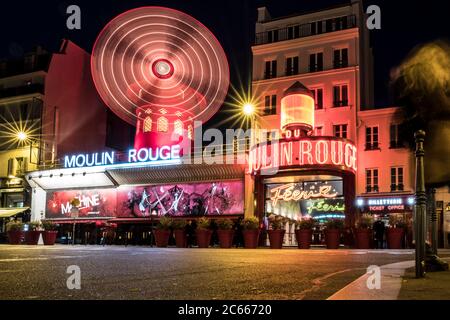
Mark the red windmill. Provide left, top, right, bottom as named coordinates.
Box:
left=91, top=7, right=230, bottom=151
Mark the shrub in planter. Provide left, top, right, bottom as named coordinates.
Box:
left=172, top=219, right=187, bottom=248
left=6, top=221, right=23, bottom=245
left=42, top=221, right=59, bottom=245
left=267, top=215, right=285, bottom=249
left=295, top=219, right=315, bottom=249
left=154, top=216, right=172, bottom=247
left=241, top=216, right=260, bottom=249
left=196, top=217, right=212, bottom=248
left=355, top=214, right=374, bottom=249
left=325, top=219, right=344, bottom=249
left=25, top=221, right=42, bottom=245
left=216, top=219, right=234, bottom=248
left=387, top=215, right=406, bottom=249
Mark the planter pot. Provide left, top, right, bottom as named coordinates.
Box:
left=25, top=231, right=41, bottom=245
left=196, top=229, right=212, bottom=248
left=7, top=230, right=23, bottom=245
left=217, top=229, right=234, bottom=248
left=355, top=228, right=372, bottom=249
left=154, top=230, right=171, bottom=247
left=243, top=230, right=260, bottom=249
left=268, top=230, right=285, bottom=249
left=387, top=228, right=404, bottom=249
left=43, top=231, right=58, bottom=245
left=295, top=229, right=313, bottom=249
left=325, top=229, right=341, bottom=249
left=173, top=229, right=187, bottom=248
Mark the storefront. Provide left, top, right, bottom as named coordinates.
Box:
left=355, top=194, right=415, bottom=224
left=248, top=135, right=357, bottom=245
left=28, top=157, right=245, bottom=244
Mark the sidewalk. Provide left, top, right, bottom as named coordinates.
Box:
left=328, top=252, right=450, bottom=300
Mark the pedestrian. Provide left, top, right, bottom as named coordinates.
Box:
left=373, top=219, right=385, bottom=249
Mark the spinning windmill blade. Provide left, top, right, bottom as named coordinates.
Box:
left=91, top=6, right=230, bottom=126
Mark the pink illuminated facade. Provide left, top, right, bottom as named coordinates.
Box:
left=246, top=3, right=415, bottom=246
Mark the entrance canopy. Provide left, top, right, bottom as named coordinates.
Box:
left=26, top=163, right=245, bottom=191
left=0, top=207, right=30, bottom=218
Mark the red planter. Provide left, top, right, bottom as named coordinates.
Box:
left=154, top=230, right=171, bottom=247
left=387, top=228, right=404, bottom=249
left=243, top=230, right=260, bottom=249
left=355, top=228, right=372, bottom=249
left=196, top=229, right=212, bottom=248
left=173, top=229, right=187, bottom=248
left=43, top=231, right=58, bottom=245
left=268, top=230, right=285, bottom=249
left=295, top=229, right=313, bottom=249
left=8, top=231, right=23, bottom=245
left=25, top=231, right=41, bottom=245
left=217, top=229, right=234, bottom=248
left=325, top=229, right=341, bottom=249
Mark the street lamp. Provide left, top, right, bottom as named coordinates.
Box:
left=17, top=131, right=28, bottom=141
left=242, top=102, right=255, bottom=117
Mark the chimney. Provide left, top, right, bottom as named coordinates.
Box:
left=257, top=7, right=271, bottom=23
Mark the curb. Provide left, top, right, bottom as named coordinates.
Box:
left=327, top=260, right=415, bottom=300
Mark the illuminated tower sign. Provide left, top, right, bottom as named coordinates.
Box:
left=280, top=81, right=315, bottom=136
left=91, top=7, right=230, bottom=150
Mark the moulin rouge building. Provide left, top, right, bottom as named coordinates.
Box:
left=20, top=3, right=426, bottom=247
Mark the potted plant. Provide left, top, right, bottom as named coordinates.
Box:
left=196, top=217, right=212, bottom=248
left=355, top=214, right=374, bottom=249
left=172, top=219, right=187, bottom=248
left=25, top=221, right=42, bottom=245
left=241, top=216, right=260, bottom=249
left=154, top=216, right=172, bottom=247
left=42, top=221, right=58, bottom=245
left=324, top=219, right=344, bottom=249
left=387, top=215, right=406, bottom=249
left=216, top=218, right=234, bottom=248
left=6, top=221, right=23, bottom=245
left=295, top=218, right=315, bottom=249
left=267, top=215, right=285, bottom=249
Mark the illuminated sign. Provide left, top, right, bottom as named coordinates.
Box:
left=306, top=199, right=345, bottom=215
left=367, top=198, right=402, bottom=206
left=64, top=145, right=181, bottom=168
left=269, top=183, right=338, bottom=206
left=249, top=137, right=357, bottom=174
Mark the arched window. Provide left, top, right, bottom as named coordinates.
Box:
left=187, top=124, right=193, bottom=140
left=174, top=120, right=183, bottom=136
left=157, top=116, right=169, bottom=133
left=143, top=117, right=152, bottom=132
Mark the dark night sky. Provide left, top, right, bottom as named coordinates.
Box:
left=1, top=0, right=449, bottom=128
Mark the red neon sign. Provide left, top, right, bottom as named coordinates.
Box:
left=248, top=137, right=357, bottom=174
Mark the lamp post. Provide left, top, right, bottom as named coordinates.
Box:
left=414, top=130, right=427, bottom=278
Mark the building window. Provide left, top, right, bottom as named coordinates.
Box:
left=264, top=60, right=277, bottom=79
left=310, top=88, right=323, bottom=109
left=263, top=95, right=277, bottom=116
left=309, top=52, right=323, bottom=72
left=287, top=25, right=300, bottom=40
left=267, top=29, right=279, bottom=43
left=366, top=168, right=379, bottom=193
left=390, top=124, right=403, bottom=148
left=333, top=48, right=348, bottom=68
left=157, top=116, right=168, bottom=133
left=310, top=21, right=323, bottom=35
left=143, top=116, right=152, bottom=132
left=174, top=119, right=183, bottom=136
left=333, top=124, right=348, bottom=139
left=333, top=84, right=348, bottom=107
left=366, top=126, right=379, bottom=150
left=314, top=126, right=323, bottom=136
left=286, top=56, right=299, bottom=76
left=391, top=167, right=404, bottom=192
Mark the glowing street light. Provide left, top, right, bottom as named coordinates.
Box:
left=242, top=102, right=255, bottom=116
left=17, top=131, right=28, bottom=141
